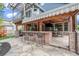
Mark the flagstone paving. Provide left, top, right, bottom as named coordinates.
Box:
left=0, top=37, right=78, bottom=56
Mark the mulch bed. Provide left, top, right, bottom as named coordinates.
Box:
left=0, top=42, right=11, bottom=56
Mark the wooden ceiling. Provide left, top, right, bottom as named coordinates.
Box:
left=23, top=10, right=79, bottom=24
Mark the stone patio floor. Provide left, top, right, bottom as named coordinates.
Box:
left=0, top=37, right=78, bottom=56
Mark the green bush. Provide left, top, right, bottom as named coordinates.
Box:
left=76, top=25, right=79, bottom=30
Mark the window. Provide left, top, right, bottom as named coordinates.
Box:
left=26, top=10, right=31, bottom=17
left=64, top=22, right=68, bottom=31
left=55, top=23, right=63, bottom=31
left=34, top=8, right=37, bottom=11
left=52, top=24, right=54, bottom=31
left=45, top=23, right=53, bottom=31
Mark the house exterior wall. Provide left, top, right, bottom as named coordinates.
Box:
left=25, top=4, right=44, bottom=18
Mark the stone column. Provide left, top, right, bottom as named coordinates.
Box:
left=69, top=15, right=77, bottom=53
left=77, top=32, right=79, bottom=54
left=68, top=16, right=73, bottom=32
left=24, top=24, right=26, bottom=31
left=69, top=32, right=76, bottom=52
left=15, top=24, right=19, bottom=37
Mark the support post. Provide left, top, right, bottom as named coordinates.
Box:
left=39, top=21, right=43, bottom=31
left=16, top=24, right=18, bottom=31
left=69, top=15, right=78, bottom=54
left=62, top=23, right=64, bottom=31
left=53, top=23, right=55, bottom=31
left=23, top=3, right=26, bottom=18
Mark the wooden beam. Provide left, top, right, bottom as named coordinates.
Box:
left=39, top=21, right=43, bottom=31
left=23, top=10, right=79, bottom=28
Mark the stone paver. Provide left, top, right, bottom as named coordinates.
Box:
left=0, top=37, right=78, bottom=56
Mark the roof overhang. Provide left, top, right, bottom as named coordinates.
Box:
left=22, top=3, right=79, bottom=23
left=12, top=18, right=22, bottom=24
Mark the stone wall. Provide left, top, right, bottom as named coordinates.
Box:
left=69, top=32, right=76, bottom=52
left=23, top=31, right=52, bottom=45
left=69, top=32, right=79, bottom=54
left=77, top=32, right=79, bottom=54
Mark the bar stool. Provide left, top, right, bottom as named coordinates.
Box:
left=36, top=33, right=45, bottom=48
left=20, top=32, right=25, bottom=42
left=25, top=33, right=30, bottom=41
left=27, top=32, right=37, bottom=51
left=27, top=32, right=34, bottom=44
left=31, top=33, right=36, bottom=42
left=41, top=33, right=45, bottom=45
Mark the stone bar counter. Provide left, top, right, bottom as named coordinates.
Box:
left=22, top=31, right=52, bottom=45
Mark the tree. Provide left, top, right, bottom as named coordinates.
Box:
left=0, top=18, right=4, bottom=31
left=0, top=18, right=4, bottom=25
left=0, top=3, right=4, bottom=25
left=0, top=18, right=6, bottom=37
left=0, top=4, right=6, bottom=37
left=0, top=3, right=4, bottom=10
left=0, top=3, right=4, bottom=20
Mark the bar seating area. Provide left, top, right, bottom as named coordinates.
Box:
left=21, top=31, right=52, bottom=46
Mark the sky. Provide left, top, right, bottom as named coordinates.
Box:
left=0, top=3, right=19, bottom=21
left=40, top=3, right=66, bottom=11
left=3, top=3, right=66, bottom=18
left=0, top=3, right=66, bottom=21
left=2, top=8, right=19, bottom=21
left=77, top=15, right=79, bottom=25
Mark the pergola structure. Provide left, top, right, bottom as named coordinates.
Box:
left=21, top=4, right=79, bottom=54
left=22, top=4, right=79, bottom=32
